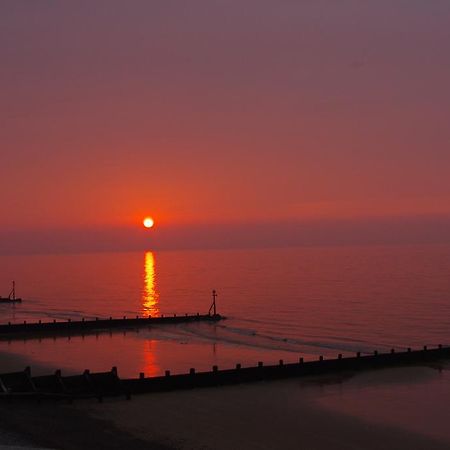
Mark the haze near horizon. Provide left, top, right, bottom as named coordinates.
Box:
left=1, top=1, right=450, bottom=252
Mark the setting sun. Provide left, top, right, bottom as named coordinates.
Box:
left=143, top=217, right=155, bottom=228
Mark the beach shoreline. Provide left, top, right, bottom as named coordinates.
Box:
left=1, top=364, right=449, bottom=450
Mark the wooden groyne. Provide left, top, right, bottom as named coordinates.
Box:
left=1, top=345, right=448, bottom=401
left=0, top=313, right=223, bottom=340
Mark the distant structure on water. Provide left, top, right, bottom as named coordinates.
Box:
left=0, top=281, right=22, bottom=303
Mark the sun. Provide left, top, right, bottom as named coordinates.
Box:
left=143, top=217, right=155, bottom=228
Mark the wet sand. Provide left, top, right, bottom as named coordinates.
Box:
left=0, top=348, right=167, bottom=448
left=84, top=366, right=450, bottom=450
left=1, top=364, right=450, bottom=450
left=0, top=351, right=39, bottom=374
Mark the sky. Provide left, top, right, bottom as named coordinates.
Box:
left=1, top=1, right=450, bottom=252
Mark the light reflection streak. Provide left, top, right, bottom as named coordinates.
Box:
left=143, top=339, right=160, bottom=377
left=142, top=251, right=160, bottom=316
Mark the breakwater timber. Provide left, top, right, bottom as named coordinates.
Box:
left=0, top=345, right=448, bottom=402
left=0, top=313, right=223, bottom=340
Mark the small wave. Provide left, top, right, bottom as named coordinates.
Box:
left=175, top=321, right=374, bottom=354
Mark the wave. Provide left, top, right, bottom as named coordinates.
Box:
left=158, top=321, right=377, bottom=355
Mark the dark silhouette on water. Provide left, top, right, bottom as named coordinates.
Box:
left=0, top=281, right=22, bottom=303
left=0, top=290, right=223, bottom=339
left=0, top=345, right=448, bottom=402
left=0, top=313, right=223, bottom=339
left=208, top=289, right=217, bottom=316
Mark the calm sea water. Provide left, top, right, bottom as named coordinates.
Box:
left=0, top=245, right=449, bottom=377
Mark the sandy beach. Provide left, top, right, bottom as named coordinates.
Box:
left=1, top=362, right=449, bottom=450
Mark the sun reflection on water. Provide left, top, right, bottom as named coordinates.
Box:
left=143, top=251, right=160, bottom=316
left=143, top=339, right=160, bottom=377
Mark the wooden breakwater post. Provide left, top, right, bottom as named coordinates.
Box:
left=121, top=345, right=450, bottom=395
left=0, top=345, right=449, bottom=401
left=0, top=313, right=223, bottom=341
left=0, top=290, right=224, bottom=341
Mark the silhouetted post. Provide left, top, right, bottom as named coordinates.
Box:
left=209, top=290, right=217, bottom=316
left=9, top=281, right=15, bottom=300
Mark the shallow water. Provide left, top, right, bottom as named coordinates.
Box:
left=0, top=244, right=449, bottom=376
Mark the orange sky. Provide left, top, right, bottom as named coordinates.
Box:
left=1, top=1, right=450, bottom=241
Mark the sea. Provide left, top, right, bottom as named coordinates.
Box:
left=0, top=244, right=449, bottom=378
